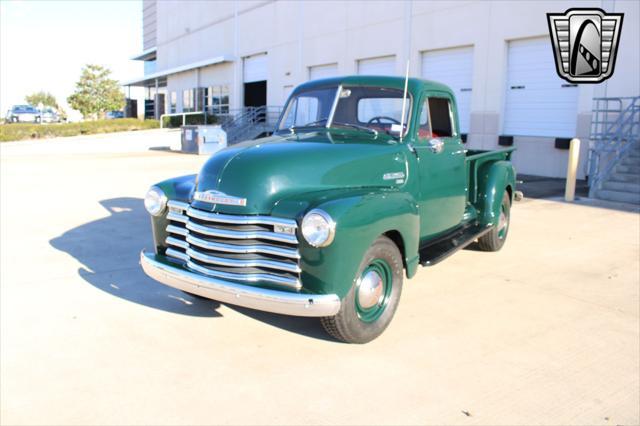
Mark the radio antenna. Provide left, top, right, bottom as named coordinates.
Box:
left=399, top=60, right=409, bottom=142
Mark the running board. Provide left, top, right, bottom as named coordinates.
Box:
left=419, top=225, right=493, bottom=267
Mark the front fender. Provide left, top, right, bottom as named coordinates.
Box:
left=150, top=174, right=196, bottom=253
left=477, top=161, right=515, bottom=226
left=272, top=188, right=419, bottom=299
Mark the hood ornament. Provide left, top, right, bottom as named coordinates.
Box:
left=193, top=190, right=247, bottom=207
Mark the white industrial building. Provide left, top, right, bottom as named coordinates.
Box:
left=125, top=0, right=639, bottom=180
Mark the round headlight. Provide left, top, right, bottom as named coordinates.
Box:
left=301, top=209, right=335, bottom=247
left=144, top=186, right=167, bottom=216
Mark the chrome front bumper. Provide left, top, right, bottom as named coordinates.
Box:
left=140, top=251, right=341, bottom=317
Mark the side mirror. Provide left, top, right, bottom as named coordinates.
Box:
left=389, top=123, right=404, bottom=136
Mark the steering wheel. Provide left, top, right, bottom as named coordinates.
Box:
left=367, top=116, right=401, bottom=125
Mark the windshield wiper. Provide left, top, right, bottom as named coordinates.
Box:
left=285, top=118, right=329, bottom=134
left=302, top=118, right=328, bottom=127
left=331, top=121, right=378, bottom=136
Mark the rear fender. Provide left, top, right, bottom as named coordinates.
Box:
left=477, top=161, right=515, bottom=226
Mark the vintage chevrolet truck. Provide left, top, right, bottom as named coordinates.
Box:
left=140, top=76, right=519, bottom=343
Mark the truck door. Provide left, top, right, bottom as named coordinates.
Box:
left=412, top=91, right=467, bottom=242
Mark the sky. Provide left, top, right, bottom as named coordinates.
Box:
left=0, top=0, right=143, bottom=120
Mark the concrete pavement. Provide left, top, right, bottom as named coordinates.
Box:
left=1, top=131, right=638, bottom=425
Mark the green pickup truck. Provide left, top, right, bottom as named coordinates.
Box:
left=141, top=76, right=520, bottom=343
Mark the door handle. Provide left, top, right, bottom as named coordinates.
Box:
left=428, top=138, right=444, bottom=154
left=407, top=142, right=419, bottom=158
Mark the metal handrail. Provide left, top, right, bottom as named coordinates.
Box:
left=159, top=106, right=283, bottom=142
left=159, top=111, right=205, bottom=128
left=226, top=109, right=263, bottom=142
left=224, top=106, right=283, bottom=144
left=588, top=96, right=640, bottom=197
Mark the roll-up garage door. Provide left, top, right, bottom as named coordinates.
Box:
left=503, top=38, right=578, bottom=137
left=309, top=63, right=338, bottom=81
left=421, top=47, right=474, bottom=134
left=243, top=53, right=268, bottom=83
left=357, top=56, right=396, bottom=76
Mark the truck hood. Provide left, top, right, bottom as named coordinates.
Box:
left=194, top=129, right=409, bottom=215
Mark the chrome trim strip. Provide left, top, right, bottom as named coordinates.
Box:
left=166, top=236, right=189, bottom=250
left=141, top=251, right=339, bottom=316
left=186, top=260, right=300, bottom=289
left=164, top=247, right=301, bottom=288
left=167, top=211, right=189, bottom=223
left=187, top=248, right=301, bottom=273
left=167, top=200, right=189, bottom=211
left=326, top=85, right=342, bottom=128
left=186, top=234, right=300, bottom=259
left=186, top=207, right=297, bottom=228
left=165, top=247, right=189, bottom=262
left=167, top=224, right=189, bottom=236
left=186, top=220, right=298, bottom=244
left=193, top=190, right=247, bottom=207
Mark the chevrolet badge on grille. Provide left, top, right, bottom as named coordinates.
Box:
left=193, top=190, right=247, bottom=206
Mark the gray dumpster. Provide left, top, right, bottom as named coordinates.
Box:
left=181, top=125, right=228, bottom=155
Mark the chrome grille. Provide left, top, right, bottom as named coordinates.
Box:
left=164, top=201, right=301, bottom=290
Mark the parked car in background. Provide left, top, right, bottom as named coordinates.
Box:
left=41, top=107, right=61, bottom=123
left=5, top=105, right=40, bottom=123
left=106, top=110, right=124, bottom=119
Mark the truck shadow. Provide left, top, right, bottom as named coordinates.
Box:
left=225, top=306, right=339, bottom=342
left=49, top=197, right=219, bottom=317
left=49, top=197, right=334, bottom=340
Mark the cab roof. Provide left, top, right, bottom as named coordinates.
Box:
left=294, top=75, right=452, bottom=96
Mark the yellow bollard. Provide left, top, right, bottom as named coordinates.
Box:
left=564, top=138, right=581, bottom=202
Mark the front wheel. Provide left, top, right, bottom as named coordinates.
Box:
left=478, top=191, right=511, bottom=251
left=321, top=235, right=403, bottom=343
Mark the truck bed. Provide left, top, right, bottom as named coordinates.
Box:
left=465, top=148, right=516, bottom=204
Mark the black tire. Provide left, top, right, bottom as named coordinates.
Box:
left=478, top=191, right=511, bottom=252
left=321, top=235, right=403, bottom=344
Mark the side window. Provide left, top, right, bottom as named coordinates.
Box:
left=418, top=99, right=431, bottom=139
left=428, top=97, right=454, bottom=138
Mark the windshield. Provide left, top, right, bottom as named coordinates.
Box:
left=277, top=85, right=411, bottom=136
left=13, top=105, right=37, bottom=113
left=278, top=87, right=336, bottom=130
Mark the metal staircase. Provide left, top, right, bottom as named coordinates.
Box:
left=588, top=96, right=640, bottom=204
left=220, top=106, right=282, bottom=145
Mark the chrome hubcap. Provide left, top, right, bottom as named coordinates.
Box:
left=357, top=270, right=384, bottom=309
left=498, top=209, right=508, bottom=238
left=499, top=211, right=507, bottom=230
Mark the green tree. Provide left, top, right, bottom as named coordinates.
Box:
left=67, top=64, right=125, bottom=119
left=25, top=91, right=59, bottom=109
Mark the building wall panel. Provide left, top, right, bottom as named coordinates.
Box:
left=142, top=0, right=157, bottom=50
left=141, top=0, right=639, bottom=179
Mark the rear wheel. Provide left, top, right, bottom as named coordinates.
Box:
left=321, top=236, right=403, bottom=343
left=478, top=191, right=511, bottom=251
